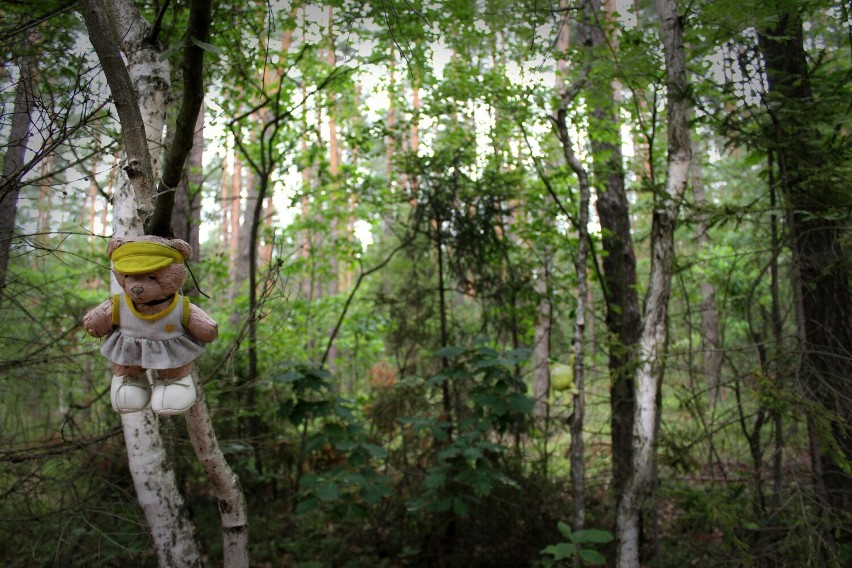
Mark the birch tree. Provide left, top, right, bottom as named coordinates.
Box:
left=616, top=0, right=691, bottom=564
left=79, top=0, right=247, bottom=565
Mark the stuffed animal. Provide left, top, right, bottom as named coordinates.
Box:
left=83, top=235, right=218, bottom=416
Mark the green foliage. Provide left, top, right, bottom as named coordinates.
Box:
left=540, top=522, right=613, bottom=566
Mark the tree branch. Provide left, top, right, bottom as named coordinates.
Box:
left=146, top=0, right=213, bottom=237
left=79, top=0, right=157, bottom=221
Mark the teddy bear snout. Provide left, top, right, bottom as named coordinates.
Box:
left=131, top=285, right=145, bottom=296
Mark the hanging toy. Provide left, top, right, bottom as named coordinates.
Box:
left=83, top=236, right=218, bottom=415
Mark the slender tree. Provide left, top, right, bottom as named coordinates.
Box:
left=0, top=32, right=37, bottom=304
left=578, top=0, right=643, bottom=504
left=616, top=0, right=691, bottom=563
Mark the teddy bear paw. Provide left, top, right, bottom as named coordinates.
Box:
left=111, top=375, right=152, bottom=413
left=151, top=375, right=197, bottom=416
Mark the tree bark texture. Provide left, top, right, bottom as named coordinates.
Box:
left=185, top=372, right=249, bottom=567
left=616, top=0, right=691, bottom=565
left=692, top=139, right=722, bottom=404
left=554, top=43, right=591, bottom=526
left=578, top=0, right=642, bottom=504
left=0, top=41, right=37, bottom=304
left=147, top=0, right=212, bottom=237
left=758, top=10, right=852, bottom=545
left=531, top=264, right=552, bottom=420
left=79, top=1, right=203, bottom=565
left=79, top=0, right=159, bottom=235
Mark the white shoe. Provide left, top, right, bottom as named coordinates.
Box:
left=111, top=375, right=151, bottom=413
left=151, top=375, right=197, bottom=416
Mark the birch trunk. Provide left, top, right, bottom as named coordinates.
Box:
left=78, top=2, right=202, bottom=565
left=616, top=0, right=691, bottom=564
left=555, top=80, right=592, bottom=534
left=185, top=374, right=249, bottom=566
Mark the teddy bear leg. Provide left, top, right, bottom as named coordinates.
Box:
left=111, top=365, right=151, bottom=414
left=150, top=364, right=196, bottom=416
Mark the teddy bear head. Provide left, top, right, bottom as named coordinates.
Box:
left=108, top=236, right=191, bottom=305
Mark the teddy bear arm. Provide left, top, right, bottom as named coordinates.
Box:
left=187, top=304, right=218, bottom=343
left=83, top=299, right=114, bottom=338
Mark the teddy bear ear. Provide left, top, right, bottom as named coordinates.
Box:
left=107, top=238, right=125, bottom=256
left=168, top=239, right=192, bottom=260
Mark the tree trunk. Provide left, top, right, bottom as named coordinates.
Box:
left=81, top=1, right=248, bottom=566
left=758, top=9, right=852, bottom=547
left=692, top=138, right=722, bottom=404
left=616, top=0, right=691, bottom=564
left=185, top=374, right=249, bottom=566
left=0, top=40, right=37, bottom=305
left=78, top=2, right=201, bottom=565
left=325, top=5, right=341, bottom=366
left=531, top=265, right=552, bottom=419
left=553, top=2, right=590, bottom=522
left=578, top=0, right=642, bottom=507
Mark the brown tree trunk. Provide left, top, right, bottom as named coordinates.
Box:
left=0, top=41, right=37, bottom=305
left=578, top=0, right=642, bottom=506
left=758, top=10, right=852, bottom=548
left=692, top=138, right=722, bottom=404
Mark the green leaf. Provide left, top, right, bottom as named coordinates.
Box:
left=557, top=521, right=573, bottom=539
left=158, top=41, right=182, bottom=62
left=579, top=548, right=607, bottom=565
left=436, top=345, right=466, bottom=358
left=316, top=480, right=340, bottom=502
left=425, top=472, right=445, bottom=489
left=541, top=542, right=576, bottom=560
left=360, top=443, right=388, bottom=458
left=507, top=393, right=535, bottom=414
left=295, top=496, right=318, bottom=514
left=452, top=497, right=469, bottom=516
left=190, top=36, right=223, bottom=56
left=572, top=529, right=614, bottom=544
left=271, top=370, right=301, bottom=383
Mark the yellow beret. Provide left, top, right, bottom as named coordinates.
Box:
left=111, top=242, right=185, bottom=274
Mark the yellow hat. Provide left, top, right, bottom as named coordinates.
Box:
left=111, top=242, right=185, bottom=274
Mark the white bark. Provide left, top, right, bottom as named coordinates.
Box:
left=122, top=411, right=202, bottom=567
left=80, top=1, right=201, bottom=565
left=570, top=156, right=590, bottom=533
left=616, top=0, right=691, bottom=565
left=185, top=373, right=249, bottom=567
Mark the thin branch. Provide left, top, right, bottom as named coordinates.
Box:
left=0, top=1, right=77, bottom=42
left=146, top=0, right=213, bottom=236
left=145, top=0, right=172, bottom=45
left=321, top=239, right=412, bottom=367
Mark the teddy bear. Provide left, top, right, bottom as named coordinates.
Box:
left=83, top=235, right=218, bottom=416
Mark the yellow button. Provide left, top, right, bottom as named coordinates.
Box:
left=164, top=324, right=175, bottom=332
